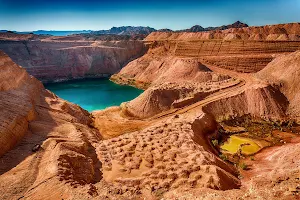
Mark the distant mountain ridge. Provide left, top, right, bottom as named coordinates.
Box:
left=178, top=21, right=249, bottom=32
left=89, top=21, right=249, bottom=36
left=0, top=21, right=249, bottom=37
left=91, top=26, right=156, bottom=35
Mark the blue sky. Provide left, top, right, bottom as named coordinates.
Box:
left=1, top=0, right=300, bottom=31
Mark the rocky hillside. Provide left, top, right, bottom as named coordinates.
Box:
left=0, top=51, right=43, bottom=156
left=0, top=33, right=147, bottom=83
left=111, top=22, right=300, bottom=89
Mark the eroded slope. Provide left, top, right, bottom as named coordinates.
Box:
left=0, top=51, right=103, bottom=199
left=0, top=33, right=146, bottom=82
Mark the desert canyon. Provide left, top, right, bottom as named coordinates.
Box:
left=1, top=22, right=300, bottom=200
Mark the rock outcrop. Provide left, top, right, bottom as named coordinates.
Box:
left=202, top=84, right=289, bottom=121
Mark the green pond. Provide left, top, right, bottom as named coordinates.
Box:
left=45, top=79, right=143, bottom=112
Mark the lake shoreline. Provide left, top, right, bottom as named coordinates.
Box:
left=45, top=79, right=143, bottom=112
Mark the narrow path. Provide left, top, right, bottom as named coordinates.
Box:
left=146, top=64, right=257, bottom=121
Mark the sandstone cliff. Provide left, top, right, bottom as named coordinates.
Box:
left=0, top=34, right=147, bottom=82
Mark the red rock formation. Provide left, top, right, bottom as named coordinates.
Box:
left=95, top=23, right=300, bottom=199
left=203, top=85, right=289, bottom=121
left=103, top=43, right=300, bottom=199
left=123, top=79, right=239, bottom=118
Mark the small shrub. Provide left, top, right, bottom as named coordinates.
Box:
left=250, top=156, right=255, bottom=161
left=211, top=139, right=218, bottom=147
left=219, top=154, right=228, bottom=161
left=239, top=162, right=248, bottom=170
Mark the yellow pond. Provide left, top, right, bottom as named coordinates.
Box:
left=221, top=135, right=261, bottom=155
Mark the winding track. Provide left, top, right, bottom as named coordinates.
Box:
left=145, top=62, right=259, bottom=121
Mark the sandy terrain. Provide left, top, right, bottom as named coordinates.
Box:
left=2, top=22, right=300, bottom=199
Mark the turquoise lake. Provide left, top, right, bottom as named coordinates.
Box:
left=45, top=79, right=143, bottom=112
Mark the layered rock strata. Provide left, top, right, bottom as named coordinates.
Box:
left=0, top=34, right=146, bottom=82
left=112, top=23, right=300, bottom=88
left=146, top=23, right=300, bottom=41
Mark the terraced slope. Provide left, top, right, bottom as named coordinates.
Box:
left=112, top=23, right=300, bottom=84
